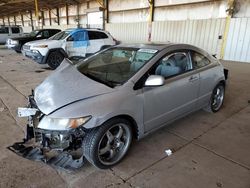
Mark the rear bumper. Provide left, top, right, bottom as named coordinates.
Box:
left=22, top=50, right=45, bottom=64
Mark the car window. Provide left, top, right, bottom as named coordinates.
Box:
left=76, top=48, right=158, bottom=87
left=154, top=52, right=192, bottom=78
left=88, top=31, right=100, bottom=40
left=11, top=27, right=20, bottom=34
left=97, top=32, right=108, bottom=39
left=69, top=31, right=88, bottom=42
left=49, top=30, right=60, bottom=36
left=0, top=27, right=9, bottom=34
left=50, top=31, right=70, bottom=40
left=191, top=51, right=211, bottom=69
left=41, top=30, right=50, bottom=38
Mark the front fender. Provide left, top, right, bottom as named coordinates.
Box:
left=47, top=89, right=145, bottom=137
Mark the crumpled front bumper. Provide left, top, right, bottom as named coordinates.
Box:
left=8, top=93, right=86, bottom=170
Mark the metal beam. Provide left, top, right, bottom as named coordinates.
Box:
left=56, top=7, right=60, bottom=25
left=7, top=16, right=10, bottom=25
left=14, top=15, right=16, bottom=25
left=49, top=9, right=52, bottom=26
left=105, top=0, right=109, bottom=24
left=220, top=0, right=235, bottom=59
left=66, top=4, right=69, bottom=25
left=21, top=13, right=24, bottom=26
left=76, top=3, right=80, bottom=28
left=29, top=10, right=34, bottom=30
left=41, top=11, right=45, bottom=26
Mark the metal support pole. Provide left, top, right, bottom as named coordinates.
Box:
left=76, top=3, right=80, bottom=28
left=49, top=9, right=52, bottom=26
left=34, top=0, right=39, bottom=28
left=21, top=14, right=24, bottom=26
left=56, top=8, right=60, bottom=25
left=41, top=11, right=45, bottom=26
left=14, top=15, right=16, bottom=25
left=29, top=10, right=34, bottom=31
left=148, top=0, right=154, bottom=42
left=220, top=0, right=235, bottom=59
left=7, top=16, right=10, bottom=25
left=66, top=4, right=69, bottom=25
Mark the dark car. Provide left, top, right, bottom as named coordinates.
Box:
left=6, top=29, right=61, bottom=53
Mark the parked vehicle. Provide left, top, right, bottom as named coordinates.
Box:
left=0, top=25, right=23, bottom=44
left=12, top=43, right=228, bottom=169
left=6, top=29, right=61, bottom=53
left=21, top=28, right=117, bottom=69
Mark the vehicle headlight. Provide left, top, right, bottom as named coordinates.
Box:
left=34, top=45, right=48, bottom=48
left=38, top=116, right=91, bottom=130
left=11, top=40, right=18, bottom=45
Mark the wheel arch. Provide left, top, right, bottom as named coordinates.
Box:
left=43, top=48, right=68, bottom=64
left=102, top=114, right=139, bottom=140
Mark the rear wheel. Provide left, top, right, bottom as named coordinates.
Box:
left=83, top=118, right=133, bottom=169
left=205, top=83, right=225, bottom=112
left=47, top=51, right=64, bottom=70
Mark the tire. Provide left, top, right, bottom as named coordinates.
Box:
left=204, top=83, right=225, bottom=113
left=15, top=50, right=21, bottom=53
left=47, top=51, right=65, bottom=70
left=83, top=118, right=133, bottom=169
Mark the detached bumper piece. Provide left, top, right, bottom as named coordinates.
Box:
left=8, top=142, right=85, bottom=170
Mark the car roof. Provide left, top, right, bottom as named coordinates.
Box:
left=65, top=28, right=106, bottom=32
left=116, top=43, right=174, bottom=51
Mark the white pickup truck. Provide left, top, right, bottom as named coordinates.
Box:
left=0, top=25, right=24, bottom=44
left=22, top=28, right=118, bottom=69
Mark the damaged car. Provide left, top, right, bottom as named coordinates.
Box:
left=11, top=43, right=228, bottom=169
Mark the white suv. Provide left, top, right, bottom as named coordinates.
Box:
left=22, top=28, right=117, bottom=69
left=0, top=25, right=23, bottom=44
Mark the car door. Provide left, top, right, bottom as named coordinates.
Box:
left=190, top=50, right=215, bottom=108
left=143, top=51, right=200, bottom=132
left=0, top=26, right=9, bottom=44
left=11, top=27, right=22, bottom=38
left=65, top=30, right=89, bottom=57
left=86, top=31, right=104, bottom=55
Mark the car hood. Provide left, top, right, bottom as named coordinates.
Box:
left=10, top=35, right=35, bottom=41
left=34, top=59, right=114, bottom=115
left=26, top=39, right=60, bottom=47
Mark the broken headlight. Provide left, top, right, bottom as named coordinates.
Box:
left=38, top=116, right=91, bottom=131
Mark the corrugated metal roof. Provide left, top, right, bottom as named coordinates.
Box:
left=0, top=0, right=86, bottom=17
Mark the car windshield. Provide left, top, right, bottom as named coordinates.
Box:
left=29, top=30, right=39, bottom=37
left=76, top=47, right=158, bottom=88
left=49, top=31, right=70, bottom=40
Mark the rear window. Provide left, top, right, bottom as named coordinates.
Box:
left=88, top=31, right=108, bottom=40
left=88, top=31, right=99, bottom=40
left=0, top=27, right=9, bottom=34
left=11, top=27, right=20, bottom=34
left=98, top=32, right=108, bottom=39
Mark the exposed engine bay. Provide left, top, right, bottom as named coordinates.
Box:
left=8, top=92, right=86, bottom=170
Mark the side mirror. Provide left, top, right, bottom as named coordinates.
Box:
left=36, top=34, right=42, bottom=38
left=145, top=75, right=165, bottom=87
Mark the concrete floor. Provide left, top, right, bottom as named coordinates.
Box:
left=0, top=46, right=249, bottom=188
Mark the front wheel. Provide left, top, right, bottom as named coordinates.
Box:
left=47, top=51, right=64, bottom=70
left=205, top=83, right=225, bottom=113
left=83, top=118, right=133, bottom=169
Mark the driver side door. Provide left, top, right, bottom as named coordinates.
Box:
left=65, top=30, right=89, bottom=57
left=143, top=51, right=200, bottom=132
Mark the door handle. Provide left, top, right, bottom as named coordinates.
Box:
left=189, top=75, right=199, bottom=82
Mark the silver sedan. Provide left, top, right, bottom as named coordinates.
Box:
left=15, top=43, right=227, bottom=169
